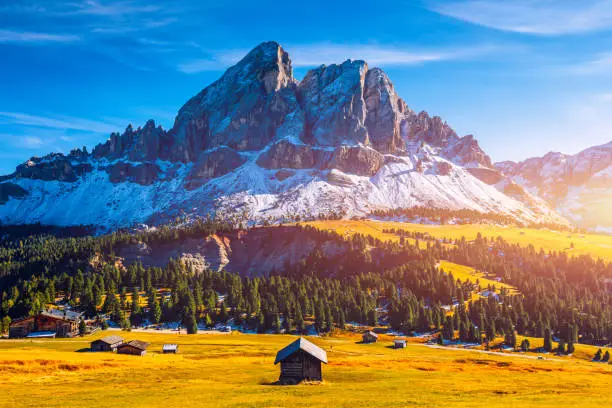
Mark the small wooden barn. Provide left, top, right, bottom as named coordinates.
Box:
left=90, top=335, right=124, bottom=352
left=394, top=338, right=407, bottom=349
left=274, top=337, right=327, bottom=384
left=117, top=340, right=149, bottom=356
left=162, top=344, right=178, bottom=354
left=362, top=330, right=378, bottom=344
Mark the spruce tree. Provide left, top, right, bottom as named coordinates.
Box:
left=543, top=328, right=553, bottom=352
left=594, top=348, right=603, bottom=361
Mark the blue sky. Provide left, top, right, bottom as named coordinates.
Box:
left=1, top=0, right=612, bottom=174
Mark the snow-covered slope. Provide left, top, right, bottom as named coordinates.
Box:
left=0, top=41, right=566, bottom=230
left=496, top=141, right=612, bottom=230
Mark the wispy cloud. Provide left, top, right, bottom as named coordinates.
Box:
left=566, top=52, right=612, bottom=75
left=178, top=43, right=500, bottom=74
left=62, top=0, right=162, bottom=16
left=22, top=136, right=45, bottom=149
left=0, top=111, right=122, bottom=134
left=427, top=0, right=612, bottom=35
left=0, top=29, right=80, bottom=43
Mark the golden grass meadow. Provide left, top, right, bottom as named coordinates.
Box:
left=305, top=220, right=612, bottom=260
left=1, top=331, right=611, bottom=408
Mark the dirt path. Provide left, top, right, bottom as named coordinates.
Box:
left=418, top=343, right=566, bottom=363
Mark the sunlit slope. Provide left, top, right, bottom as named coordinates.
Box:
left=0, top=332, right=610, bottom=408
left=305, top=220, right=612, bottom=260
left=438, top=260, right=518, bottom=295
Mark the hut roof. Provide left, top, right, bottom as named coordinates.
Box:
left=274, top=337, right=328, bottom=364
left=162, top=344, right=178, bottom=352
left=40, top=309, right=83, bottom=322
left=119, top=340, right=150, bottom=351
left=95, top=335, right=123, bottom=345
left=364, top=330, right=378, bottom=338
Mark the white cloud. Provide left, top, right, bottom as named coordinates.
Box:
left=0, top=29, right=80, bottom=43
left=21, top=136, right=45, bottom=149
left=178, top=43, right=498, bottom=74
left=0, top=112, right=121, bottom=134
left=569, top=52, right=612, bottom=74
left=428, top=0, right=612, bottom=35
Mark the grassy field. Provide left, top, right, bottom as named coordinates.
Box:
left=1, top=332, right=610, bottom=408
left=305, top=220, right=612, bottom=260
left=438, top=260, right=518, bottom=295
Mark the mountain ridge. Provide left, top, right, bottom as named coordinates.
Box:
left=495, top=140, right=612, bottom=232
left=0, top=41, right=567, bottom=230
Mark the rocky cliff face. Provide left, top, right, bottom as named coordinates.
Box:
left=0, top=41, right=567, bottom=229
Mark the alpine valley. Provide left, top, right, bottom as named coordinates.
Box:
left=0, top=41, right=604, bottom=231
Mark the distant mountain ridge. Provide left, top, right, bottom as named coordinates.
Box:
left=496, top=141, right=612, bottom=232
left=0, top=41, right=566, bottom=230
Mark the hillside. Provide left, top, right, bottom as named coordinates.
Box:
left=0, top=41, right=565, bottom=230
left=1, top=333, right=611, bottom=408
left=304, top=219, right=612, bottom=260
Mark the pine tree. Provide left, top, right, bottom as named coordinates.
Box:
left=602, top=350, right=610, bottom=362
left=78, top=319, right=87, bottom=336
left=151, top=300, right=162, bottom=324
left=543, top=328, right=553, bottom=352
left=557, top=339, right=566, bottom=354
left=520, top=338, right=530, bottom=352
left=594, top=348, right=603, bottom=361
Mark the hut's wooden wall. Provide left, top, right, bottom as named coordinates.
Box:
left=279, top=350, right=322, bottom=383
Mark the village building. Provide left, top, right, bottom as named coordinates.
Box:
left=274, top=337, right=327, bottom=384
left=90, top=335, right=124, bottom=352
left=9, top=309, right=83, bottom=338
left=117, top=340, right=150, bottom=356
left=394, top=338, right=407, bottom=349
left=162, top=344, right=179, bottom=354
left=362, top=330, right=378, bottom=344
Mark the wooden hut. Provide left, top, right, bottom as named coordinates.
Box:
left=162, top=344, right=178, bottom=354
left=9, top=309, right=83, bottom=338
left=90, top=335, right=124, bottom=352
left=117, top=340, right=149, bottom=356
left=394, top=338, right=407, bottom=349
left=362, top=330, right=378, bottom=344
left=274, top=337, right=327, bottom=384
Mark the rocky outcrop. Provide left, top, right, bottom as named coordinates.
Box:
left=298, top=60, right=369, bottom=147
left=106, top=162, right=161, bottom=186
left=402, top=111, right=458, bottom=148
left=14, top=154, right=92, bottom=182
left=467, top=167, right=504, bottom=185
left=185, top=147, right=246, bottom=190
left=436, top=161, right=453, bottom=176
left=363, top=68, right=408, bottom=152
left=0, top=183, right=28, bottom=204
left=328, top=145, right=385, bottom=176
left=443, top=135, right=492, bottom=168
left=93, top=120, right=168, bottom=161
left=256, top=140, right=331, bottom=169
left=168, top=41, right=299, bottom=161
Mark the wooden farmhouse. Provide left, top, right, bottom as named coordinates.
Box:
left=90, top=335, right=124, bottom=352
left=162, top=344, right=179, bottom=354
left=9, top=309, right=83, bottom=338
left=117, top=340, right=150, bottom=356
left=274, top=337, right=328, bottom=384
left=362, top=330, right=378, bottom=344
